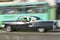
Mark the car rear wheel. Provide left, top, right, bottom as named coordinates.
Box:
left=6, top=25, right=13, bottom=32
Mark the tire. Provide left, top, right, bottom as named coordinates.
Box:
left=5, top=25, right=13, bottom=32
left=37, top=28, right=46, bottom=32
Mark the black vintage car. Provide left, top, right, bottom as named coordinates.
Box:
left=3, top=16, right=54, bottom=32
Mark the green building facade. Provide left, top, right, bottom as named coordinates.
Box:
left=50, top=7, right=56, bottom=20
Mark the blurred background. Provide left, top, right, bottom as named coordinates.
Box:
left=0, top=0, right=56, bottom=6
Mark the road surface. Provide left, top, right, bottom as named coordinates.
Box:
left=0, top=30, right=60, bottom=40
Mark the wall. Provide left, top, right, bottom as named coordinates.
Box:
left=0, top=0, right=13, bottom=2
left=45, top=0, right=56, bottom=6
left=50, top=7, right=56, bottom=20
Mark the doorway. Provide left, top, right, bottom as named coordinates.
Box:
left=56, top=3, right=60, bottom=20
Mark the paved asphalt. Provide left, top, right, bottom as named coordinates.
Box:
left=0, top=30, right=60, bottom=40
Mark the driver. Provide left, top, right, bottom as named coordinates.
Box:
left=22, top=17, right=29, bottom=22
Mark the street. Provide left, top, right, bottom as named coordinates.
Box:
left=0, top=30, right=60, bottom=40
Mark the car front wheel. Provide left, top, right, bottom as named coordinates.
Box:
left=37, top=28, right=46, bottom=32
